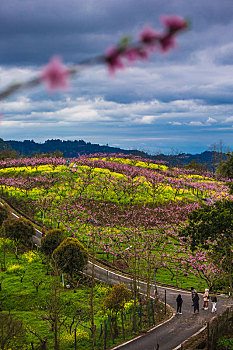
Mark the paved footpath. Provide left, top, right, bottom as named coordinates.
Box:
left=85, top=262, right=232, bottom=350
left=3, top=202, right=233, bottom=350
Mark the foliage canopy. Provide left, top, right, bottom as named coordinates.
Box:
left=182, top=200, right=233, bottom=251
left=217, top=152, right=233, bottom=179
left=2, top=217, right=35, bottom=244
left=41, top=228, right=66, bottom=257
left=52, top=237, right=88, bottom=278
left=182, top=200, right=233, bottom=293
left=104, top=283, right=131, bottom=313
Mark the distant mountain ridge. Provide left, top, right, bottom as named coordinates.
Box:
left=5, top=139, right=226, bottom=168
left=153, top=151, right=226, bottom=167
left=5, top=139, right=147, bottom=158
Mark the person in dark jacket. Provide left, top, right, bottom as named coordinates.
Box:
left=191, top=287, right=197, bottom=300
left=176, top=294, right=183, bottom=314
left=193, top=292, right=200, bottom=314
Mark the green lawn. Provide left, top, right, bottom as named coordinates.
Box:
left=0, top=247, right=167, bottom=349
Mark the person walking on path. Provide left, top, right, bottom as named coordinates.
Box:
left=72, top=162, right=77, bottom=172
left=42, top=225, right=46, bottom=237
left=211, top=294, right=217, bottom=313
left=176, top=294, right=183, bottom=314
left=203, top=288, right=210, bottom=310
left=193, top=292, right=200, bottom=314
left=191, top=287, right=196, bottom=300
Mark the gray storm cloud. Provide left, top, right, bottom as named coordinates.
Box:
left=0, top=0, right=233, bottom=153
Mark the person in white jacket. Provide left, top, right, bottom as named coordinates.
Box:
left=203, top=289, right=210, bottom=310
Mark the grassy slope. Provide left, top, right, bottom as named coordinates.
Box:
left=0, top=248, right=169, bottom=349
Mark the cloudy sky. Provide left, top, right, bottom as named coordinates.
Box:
left=1, top=0, right=233, bottom=154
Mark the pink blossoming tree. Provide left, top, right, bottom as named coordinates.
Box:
left=0, top=15, right=188, bottom=100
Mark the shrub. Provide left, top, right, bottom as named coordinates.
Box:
left=7, top=264, right=24, bottom=274
left=2, top=217, right=35, bottom=244
left=104, top=283, right=131, bottom=337
left=217, top=336, right=233, bottom=350
left=41, top=229, right=66, bottom=257
left=21, top=250, right=40, bottom=263
left=52, top=237, right=88, bottom=279
left=60, top=329, right=89, bottom=348
left=104, top=283, right=131, bottom=314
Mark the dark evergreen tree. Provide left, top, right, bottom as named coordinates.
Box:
left=52, top=237, right=88, bottom=280
left=217, top=152, right=233, bottom=179
left=41, top=229, right=66, bottom=257
left=2, top=217, right=35, bottom=244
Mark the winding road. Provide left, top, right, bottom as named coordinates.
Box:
left=3, top=202, right=233, bottom=350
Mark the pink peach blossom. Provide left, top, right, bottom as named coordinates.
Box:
left=125, top=47, right=150, bottom=62
left=40, top=56, right=70, bottom=91
left=159, top=34, right=176, bottom=52
left=105, top=46, right=124, bottom=75
left=160, top=15, right=188, bottom=33
left=139, top=25, right=160, bottom=49
left=124, top=47, right=140, bottom=62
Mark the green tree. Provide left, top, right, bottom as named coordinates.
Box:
left=184, top=159, right=208, bottom=172
left=0, top=138, right=18, bottom=160
left=182, top=200, right=233, bottom=294
left=217, top=152, right=233, bottom=179
left=2, top=217, right=35, bottom=245
left=52, top=237, right=88, bottom=280
left=41, top=229, right=66, bottom=258
left=104, top=283, right=131, bottom=313
left=0, top=138, right=6, bottom=151
left=209, top=140, right=228, bottom=175
left=104, top=283, right=131, bottom=336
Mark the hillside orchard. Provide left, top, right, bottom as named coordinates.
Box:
left=0, top=153, right=233, bottom=349
left=0, top=154, right=232, bottom=292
